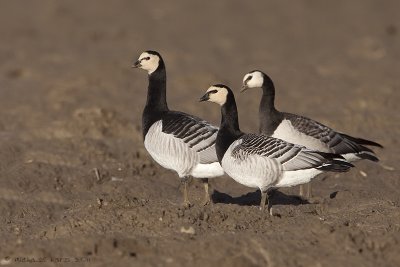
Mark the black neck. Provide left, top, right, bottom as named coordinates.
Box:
left=142, top=62, right=169, bottom=138
left=146, top=64, right=168, bottom=112
left=259, top=78, right=284, bottom=135
left=216, top=92, right=243, bottom=162
left=260, top=78, right=277, bottom=113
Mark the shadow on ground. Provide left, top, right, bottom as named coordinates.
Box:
left=212, top=189, right=310, bottom=206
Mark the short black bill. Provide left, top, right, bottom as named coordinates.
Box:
left=132, top=60, right=141, bottom=68
left=240, top=85, right=249, bottom=93
left=199, top=93, right=210, bottom=102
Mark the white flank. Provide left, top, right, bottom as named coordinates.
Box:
left=145, top=121, right=195, bottom=177
left=144, top=120, right=223, bottom=178
left=272, top=120, right=330, bottom=152
left=221, top=140, right=282, bottom=191
left=221, top=138, right=327, bottom=191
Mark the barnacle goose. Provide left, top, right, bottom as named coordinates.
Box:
left=200, top=84, right=353, bottom=211
left=132, top=51, right=224, bottom=207
left=241, top=70, right=382, bottom=198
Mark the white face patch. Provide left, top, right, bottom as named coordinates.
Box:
left=206, top=86, right=228, bottom=106
left=137, top=52, right=160, bottom=74
left=243, top=71, right=264, bottom=88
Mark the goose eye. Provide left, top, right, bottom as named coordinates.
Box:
left=141, top=57, right=150, bottom=61
left=245, top=75, right=252, bottom=82
left=209, top=90, right=218, bottom=94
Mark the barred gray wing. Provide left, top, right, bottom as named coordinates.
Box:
left=231, top=134, right=332, bottom=171
left=162, top=111, right=219, bottom=164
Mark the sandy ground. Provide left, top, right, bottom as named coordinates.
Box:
left=0, top=0, right=399, bottom=266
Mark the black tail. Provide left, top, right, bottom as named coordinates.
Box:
left=340, top=133, right=383, bottom=148
left=357, top=150, right=379, bottom=162
left=317, top=160, right=354, bottom=172
left=338, top=134, right=381, bottom=162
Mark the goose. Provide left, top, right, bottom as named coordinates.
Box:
left=241, top=70, right=382, bottom=198
left=132, top=51, right=224, bottom=207
left=199, top=84, right=354, bottom=211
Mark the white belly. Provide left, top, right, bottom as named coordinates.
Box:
left=275, top=168, right=322, bottom=188
left=144, top=121, right=224, bottom=178
left=144, top=121, right=197, bottom=177
left=191, top=162, right=224, bottom=178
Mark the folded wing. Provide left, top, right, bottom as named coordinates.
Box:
left=162, top=111, right=219, bottom=164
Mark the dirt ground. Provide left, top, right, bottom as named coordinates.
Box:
left=0, top=1, right=399, bottom=266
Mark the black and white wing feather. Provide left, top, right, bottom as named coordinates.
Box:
left=231, top=134, right=352, bottom=172
left=284, top=113, right=381, bottom=161
left=162, top=111, right=219, bottom=164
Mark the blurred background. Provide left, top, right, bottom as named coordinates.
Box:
left=0, top=1, right=399, bottom=266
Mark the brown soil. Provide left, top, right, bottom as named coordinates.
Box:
left=0, top=1, right=399, bottom=266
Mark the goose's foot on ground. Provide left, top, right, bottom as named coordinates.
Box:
left=299, top=183, right=312, bottom=199
left=182, top=200, right=193, bottom=209
left=181, top=176, right=192, bottom=209
left=201, top=178, right=212, bottom=206
left=260, top=190, right=271, bottom=214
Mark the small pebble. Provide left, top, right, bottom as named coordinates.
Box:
left=380, top=164, right=395, bottom=171
left=111, top=177, right=123, bottom=182
left=180, top=226, right=195, bottom=235
left=0, top=257, right=11, bottom=265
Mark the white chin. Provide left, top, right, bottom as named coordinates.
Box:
left=148, top=69, right=157, bottom=74
left=142, top=67, right=156, bottom=74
